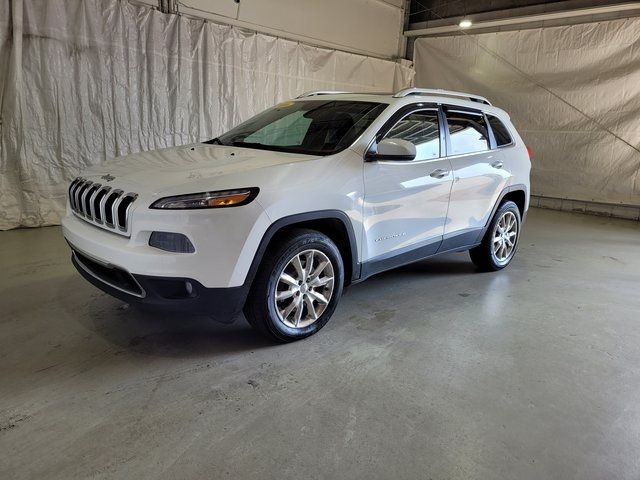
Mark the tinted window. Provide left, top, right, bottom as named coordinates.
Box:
left=384, top=111, right=440, bottom=160
left=446, top=110, right=489, bottom=155
left=213, top=100, right=387, bottom=156
left=487, top=115, right=513, bottom=146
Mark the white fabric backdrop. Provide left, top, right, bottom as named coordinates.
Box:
left=414, top=19, right=640, bottom=207
left=0, top=0, right=414, bottom=230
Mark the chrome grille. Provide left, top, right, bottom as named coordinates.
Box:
left=68, top=177, right=138, bottom=236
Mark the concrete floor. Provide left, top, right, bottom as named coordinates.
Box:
left=1, top=208, right=640, bottom=479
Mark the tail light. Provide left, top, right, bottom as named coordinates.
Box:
left=526, top=146, right=533, bottom=160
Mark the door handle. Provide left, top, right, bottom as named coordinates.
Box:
left=491, top=161, right=504, bottom=169
left=429, top=168, right=449, bottom=179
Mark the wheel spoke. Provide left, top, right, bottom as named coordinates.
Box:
left=292, top=255, right=305, bottom=281
left=282, top=298, right=298, bottom=319
left=309, top=275, right=333, bottom=287
left=309, top=259, right=329, bottom=280
left=308, top=290, right=329, bottom=305
left=293, top=297, right=304, bottom=326
left=276, top=289, right=296, bottom=301
left=279, top=272, right=298, bottom=287
left=304, top=295, right=318, bottom=320
left=304, top=251, right=314, bottom=278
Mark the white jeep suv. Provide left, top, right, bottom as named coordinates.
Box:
left=62, top=88, right=530, bottom=341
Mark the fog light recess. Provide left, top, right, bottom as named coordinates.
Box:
left=149, top=232, right=195, bottom=253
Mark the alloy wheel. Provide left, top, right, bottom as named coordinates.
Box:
left=491, top=210, right=518, bottom=266
left=274, top=249, right=335, bottom=328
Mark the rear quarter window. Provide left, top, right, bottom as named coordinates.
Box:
left=487, top=115, right=513, bottom=147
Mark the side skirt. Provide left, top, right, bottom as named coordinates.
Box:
left=357, top=228, right=483, bottom=282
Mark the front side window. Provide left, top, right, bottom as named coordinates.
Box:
left=446, top=110, right=490, bottom=155
left=212, top=100, right=387, bottom=156
left=487, top=115, right=513, bottom=147
left=383, top=110, right=440, bottom=160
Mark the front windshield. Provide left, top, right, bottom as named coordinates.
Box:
left=208, top=100, right=387, bottom=156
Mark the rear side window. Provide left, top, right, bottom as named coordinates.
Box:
left=487, top=115, right=513, bottom=147
left=445, top=110, right=489, bottom=155
left=384, top=110, right=440, bottom=160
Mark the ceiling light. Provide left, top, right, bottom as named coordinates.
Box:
left=459, top=18, right=472, bottom=29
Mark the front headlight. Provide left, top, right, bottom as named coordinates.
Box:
left=150, top=188, right=259, bottom=210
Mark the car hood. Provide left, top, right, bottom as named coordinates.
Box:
left=80, top=143, right=318, bottom=194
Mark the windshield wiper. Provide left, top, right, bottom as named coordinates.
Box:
left=203, top=137, right=223, bottom=145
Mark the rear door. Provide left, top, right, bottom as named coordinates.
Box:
left=362, top=106, right=453, bottom=261
left=441, top=106, right=510, bottom=249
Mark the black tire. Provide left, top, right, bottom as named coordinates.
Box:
left=469, top=200, right=521, bottom=272
left=243, top=228, right=344, bottom=342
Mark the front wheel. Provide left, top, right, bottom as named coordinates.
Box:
left=469, top=200, right=521, bottom=271
left=244, top=229, right=344, bottom=342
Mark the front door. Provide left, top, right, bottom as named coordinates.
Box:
left=363, top=108, right=453, bottom=262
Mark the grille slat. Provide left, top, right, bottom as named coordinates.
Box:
left=83, top=184, right=101, bottom=220
left=74, top=180, right=88, bottom=212
left=68, top=178, right=82, bottom=210
left=92, top=187, right=111, bottom=223
left=117, top=194, right=138, bottom=231
left=104, top=189, right=123, bottom=227
left=67, top=177, right=137, bottom=237
left=78, top=182, right=94, bottom=217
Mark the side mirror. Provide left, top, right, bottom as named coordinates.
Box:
left=366, top=138, right=416, bottom=161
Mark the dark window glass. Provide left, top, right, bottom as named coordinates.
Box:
left=487, top=115, right=513, bottom=146
left=446, top=110, right=490, bottom=155
left=384, top=111, right=440, bottom=160
left=212, top=101, right=387, bottom=156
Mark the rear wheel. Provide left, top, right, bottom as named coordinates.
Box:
left=244, top=229, right=344, bottom=342
left=469, top=200, right=521, bottom=271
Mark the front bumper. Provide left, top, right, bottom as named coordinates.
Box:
left=61, top=198, right=271, bottom=288
left=70, top=246, right=247, bottom=322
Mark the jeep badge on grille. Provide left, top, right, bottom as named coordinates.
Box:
left=101, top=174, right=115, bottom=182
